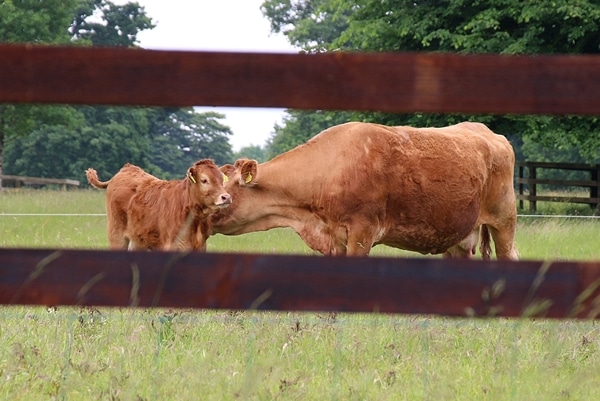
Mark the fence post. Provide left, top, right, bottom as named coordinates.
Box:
left=529, top=166, right=537, bottom=212
left=592, top=165, right=599, bottom=211
left=518, top=164, right=524, bottom=210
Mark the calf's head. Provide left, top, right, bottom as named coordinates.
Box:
left=186, top=159, right=232, bottom=212
left=209, top=158, right=259, bottom=233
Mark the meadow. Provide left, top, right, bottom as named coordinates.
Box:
left=1, top=189, right=599, bottom=400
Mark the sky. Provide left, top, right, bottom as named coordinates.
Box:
left=134, top=0, right=297, bottom=151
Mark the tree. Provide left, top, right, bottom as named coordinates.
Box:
left=262, top=0, right=351, bottom=52
left=71, top=0, right=155, bottom=46
left=262, top=0, right=600, bottom=163
left=0, top=0, right=78, bottom=44
left=147, top=108, right=233, bottom=178
left=5, top=106, right=153, bottom=180
left=234, top=145, right=268, bottom=163
left=5, top=106, right=234, bottom=182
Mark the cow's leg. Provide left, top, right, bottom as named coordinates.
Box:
left=488, top=224, right=519, bottom=260
left=107, top=219, right=128, bottom=249
left=484, top=184, right=519, bottom=260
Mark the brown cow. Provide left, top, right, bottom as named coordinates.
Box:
left=213, top=122, right=518, bottom=259
left=86, top=160, right=231, bottom=251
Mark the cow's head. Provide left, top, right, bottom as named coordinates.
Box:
left=209, top=158, right=259, bottom=232
left=186, top=159, right=232, bottom=212
left=220, top=158, right=258, bottom=187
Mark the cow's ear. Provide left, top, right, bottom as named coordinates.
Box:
left=220, top=164, right=235, bottom=178
left=239, top=159, right=258, bottom=186
left=186, top=168, right=197, bottom=184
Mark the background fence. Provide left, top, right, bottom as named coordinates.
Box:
left=1, top=44, right=600, bottom=319
left=517, top=162, right=600, bottom=212
left=0, top=174, right=79, bottom=190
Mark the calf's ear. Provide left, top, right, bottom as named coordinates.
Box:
left=186, top=168, right=197, bottom=184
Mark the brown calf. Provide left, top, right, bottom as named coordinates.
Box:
left=86, top=160, right=231, bottom=251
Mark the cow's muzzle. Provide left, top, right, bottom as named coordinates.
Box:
left=215, top=193, right=232, bottom=208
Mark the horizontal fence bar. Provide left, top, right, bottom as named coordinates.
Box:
left=1, top=248, right=600, bottom=319
left=0, top=174, right=80, bottom=186
left=516, top=195, right=600, bottom=204
left=516, top=178, right=598, bottom=187
left=517, top=162, right=600, bottom=171
left=2, top=44, right=600, bottom=115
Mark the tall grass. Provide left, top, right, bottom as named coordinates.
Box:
left=2, top=308, right=599, bottom=400
left=1, top=189, right=599, bottom=400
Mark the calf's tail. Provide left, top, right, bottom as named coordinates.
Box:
left=85, top=168, right=110, bottom=189
left=479, top=224, right=492, bottom=260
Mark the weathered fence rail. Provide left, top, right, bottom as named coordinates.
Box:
left=1, top=44, right=600, bottom=317
left=0, top=174, right=79, bottom=190
left=516, top=162, right=600, bottom=212
left=2, top=248, right=600, bottom=319
left=2, top=44, right=600, bottom=114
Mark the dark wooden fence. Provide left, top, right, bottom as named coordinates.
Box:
left=517, top=162, right=600, bottom=212
left=0, top=174, right=79, bottom=190
left=1, top=44, right=600, bottom=318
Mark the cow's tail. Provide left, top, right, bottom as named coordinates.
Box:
left=85, top=168, right=110, bottom=189
left=479, top=224, right=492, bottom=260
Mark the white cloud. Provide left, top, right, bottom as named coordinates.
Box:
left=134, top=0, right=297, bottom=152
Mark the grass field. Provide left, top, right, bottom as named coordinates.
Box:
left=1, top=189, right=599, bottom=400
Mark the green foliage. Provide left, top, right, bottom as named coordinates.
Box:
left=148, top=108, right=234, bottom=177
left=262, top=0, right=352, bottom=52
left=233, top=144, right=269, bottom=163
left=332, top=0, right=600, bottom=54
left=4, top=107, right=234, bottom=181
left=262, top=0, right=600, bottom=162
left=71, top=0, right=155, bottom=46
left=6, top=107, right=150, bottom=181
left=0, top=0, right=78, bottom=44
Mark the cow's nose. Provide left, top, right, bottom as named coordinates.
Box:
left=220, top=193, right=232, bottom=204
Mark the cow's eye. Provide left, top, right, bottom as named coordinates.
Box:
left=201, top=178, right=209, bottom=184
